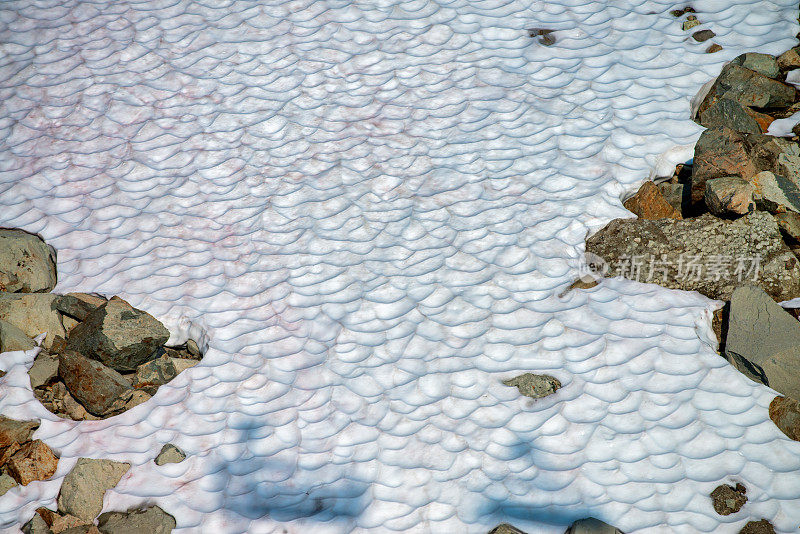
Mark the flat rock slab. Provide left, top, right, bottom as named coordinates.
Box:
left=585, top=211, right=800, bottom=301
left=54, top=294, right=106, bottom=322
left=503, top=373, right=561, bottom=399
left=0, top=293, right=65, bottom=350
left=96, top=506, right=176, bottom=534
left=58, top=458, right=130, bottom=522
left=0, top=319, right=36, bottom=353
left=0, top=416, right=38, bottom=450
left=0, top=229, right=57, bottom=293
left=66, top=296, right=169, bottom=372
left=726, top=285, right=800, bottom=397
left=59, top=351, right=133, bottom=417
left=699, top=63, right=796, bottom=115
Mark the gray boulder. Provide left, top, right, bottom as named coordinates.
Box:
left=0, top=319, right=36, bottom=352
left=154, top=444, right=186, bottom=466
left=726, top=286, right=800, bottom=398
left=54, top=293, right=106, bottom=322
left=503, top=373, right=562, bottom=399
left=698, top=63, right=796, bottom=115
left=0, top=229, right=57, bottom=293
left=21, top=513, right=52, bottom=534
left=0, top=293, right=65, bottom=349
left=698, top=98, right=761, bottom=134
left=731, top=53, right=780, bottom=79
left=29, top=351, right=59, bottom=389
left=58, top=458, right=131, bottom=522
left=705, top=176, right=755, bottom=216
left=58, top=351, right=133, bottom=416
left=97, top=506, right=176, bottom=534
left=565, top=518, right=624, bottom=534
left=585, top=211, right=800, bottom=301
left=66, top=296, right=170, bottom=372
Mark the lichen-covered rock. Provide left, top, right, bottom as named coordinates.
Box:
left=66, top=296, right=170, bottom=372
left=0, top=415, right=38, bottom=450
left=0, top=293, right=65, bottom=350
left=54, top=294, right=107, bottom=322
left=565, top=518, right=625, bottom=533
left=698, top=98, right=762, bottom=134
left=704, top=176, right=755, bottom=216
left=739, top=520, right=776, bottom=534
left=57, top=458, right=131, bottom=522
left=585, top=212, right=800, bottom=301
left=769, top=396, right=800, bottom=441
left=0, top=319, right=36, bottom=353
left=155, top=443, right=186, bottom=466
left=691, top=128, right=758, bottom=205
left=96, top=506, right=176, bottom=534
left=777, top=47, right=800, bottom=70
left=725, top=285, right=800, bottom=397
left=0, top=229, right=57, bottom=293
left=7, top=439, right=59, bottom=485
left=698, top=63, right=796, bottom=116
left=775, top=211, right=800, bottom=241
left=658, top=182, right=688, bottom=214
left=710, top=482, right=747, bottom=515
left=731, top=53, right=780, bottom=79
left=488, top=524, right=527, bottom=534
left=623, top=181, right=682, bottom=220
left=503, top=373, right=561, bottom=399
left=58, top=351, right=133, bottom=417
left=134, top=354, right=198, bottom=393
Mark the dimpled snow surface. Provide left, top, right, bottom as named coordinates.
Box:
left=0, top=0, right=799, bottom=532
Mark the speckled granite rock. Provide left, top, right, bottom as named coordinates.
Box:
left=585, top=211, right=800, bottom=301
left=57, top=458, right=130, bottom=522
left=503, top=373, right=561, bottom=399
left=710, top=482, right=747, bottom=515
left=0, top=229, right=57, bottom=293
left=154, top=444, right=186, bottom=466
left=739, top=520, right=776, bottom=534
left=488, top=524, right=526, bottom=534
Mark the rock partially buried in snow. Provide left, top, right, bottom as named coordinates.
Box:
left=66, top=296, right=170, bottom=372
left=96, top=506, right=176, bottom=534
left=623, top=181, right=682, bottom=219
left=154, top=443, right=186, bottom=466
left=21, top=512, right=50, bottom=534
left=0, top=293, right=65, bottom=350
left=565, top=518, right=625, bottom=533
left=133, top=354, right=198, bottom=394
left=739, top=520, right=776, bottom=534
left=0, top=319, right=36, bottom=352
left=0, top=229, right=57, bottom=293
left=57, top=458, right=131, bottom=522
left=7, top=440, right=59, bottom=485
left=725, top=286, right=800, bottom=397
left=585, top=212, right=800, bottom=301
left=488, top=524, right=527, bottom=534
left=692, top=29, right=715, bottom=42
left=710, top=482, right=747, bottom=515
left=58, top=351, right=133, bottom=417
left=769, top=396, right=800, bottom=441
left=778, top=47, right=800, bottom=70
left=503, top=373, right=561, bottom=399
left=704, top=176, right=755, bottom=216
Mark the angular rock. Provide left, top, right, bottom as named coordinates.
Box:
left=731, top=53, right=780, bottom=79
left=692, top=128, right=758, bottom=204
left=704, top=176, right=755, bottom=216
left=50, top=513, right=91, bottom=534
left=0, top=471, right=17, bottom=496
left=52, top=383, right=91, bottom=421
left=775, top=211, right=800, bottom=242
left=503, top=373, right=561, bottom=399
left=585, top=211, right=800, bottom=301
left=133, top=354, right=198, bottom=393
left=0, top=293, right=65, bottom=349
left=698, top=98, right=762, bottom=134
left=777, top=47, right=800, bottom=70
left=692, top=29, right=715, bottom=42
left=739, top=520, right=776, bottom=534
left=186, top=339, right=200, bottom=358
left=488, top=524, right=526, bottom=534
left=754, top=171, right=800, bottom=213
left=58, top=458, right=131, bottom=522
left=0, top=415, right=38, bottom=449
left=7, top=439, right=59, bottom=485
left=0, top=229, right=57, bottom=293
left=682, top=15, right=699, bottom=31
left=710, top=482, right=747, bottom=515
left=658, top=182, right=689, bottom=214
left=699, top=64, right=796, bottom=116
left=623, top=181, right=682, bottom=220
left=96, top=506, right=176, bottom=534
left=29, top=351, right=59, bottom=389
left=58, top=351, right=133, bottom=417
left=706, top=43, right=723, bottom=54
left=155, top=444, right=186, bottom=466
left=0, top=319, right=36, bottom=352
left=66, top=296, right=169, bottom=372
left=769, top=396, right=800, bottom=441
left=54, top=294, right=106, bottom=322
left=21, top=513, right=52, bottom=534
left=565, top=518, right=624, bottom=533
left=726, top=285, right=800, bottom=397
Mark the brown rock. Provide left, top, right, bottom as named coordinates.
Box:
left=769, top=396, right=800, bottom=440
left=739, top=519, right=776, bottom=534
left=0, top=415, right=38, bottom=449
left=777, top=47, right=800, bottom=70
left=51, top=514, right=91, bottom=534
left=58, top=351, right=133, bottom=417
left=693, top=29, right=715, bottom=42
left=7, top=439, right=59, bottom=485
left=710, top=482, right=747, bottom=515
left=623, top=181, right=682, bottom=220
left=706, top=43, right=723, bottom=54
left=704, top=176, right=756, bottom=216
left=0, top=441, right=21, bottom=467
left=692, top=127, right=758, bottom=205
